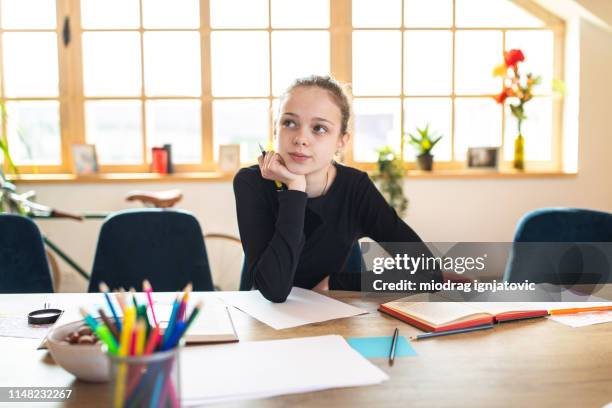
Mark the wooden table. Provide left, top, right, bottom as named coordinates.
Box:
left=1, top=291, right=611, bottom=408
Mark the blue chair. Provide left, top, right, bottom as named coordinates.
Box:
left=504, top=208, right=612, bottom=284
left=239, top=240, right=363, bottom=291
left=0, top=214, right=53, bottom=293
left=88, top=209, right=214, bottom=292
left=239, top=259, right=252, bottom=291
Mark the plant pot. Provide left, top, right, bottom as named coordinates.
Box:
left=416, top=153, right=434, bottom=171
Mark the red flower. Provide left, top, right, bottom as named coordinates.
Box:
left=504, top=49, right=525, bottom=68
left=494, top=90, right=508, bottom=104
left=494, top=86, right=514, bottom=104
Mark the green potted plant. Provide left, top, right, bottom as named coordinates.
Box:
left=371, top=146, right=408, bottom=217
left=407, top=124, right=443, bottom=171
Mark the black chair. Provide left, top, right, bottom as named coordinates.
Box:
left=504, top=208, right=612, bottom=285
left=0, top=214, right=53, bottom=293
left=88, top=209, right=214, bottom=292
left=239, top=240, right=363, bottom=291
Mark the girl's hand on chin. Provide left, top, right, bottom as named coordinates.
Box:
left=258, top=151, right=306, bottom=191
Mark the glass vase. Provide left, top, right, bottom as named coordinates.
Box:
left=513, top=133, right=524, bottom=170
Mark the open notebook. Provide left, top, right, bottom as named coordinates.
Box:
left=379, top=301, right=549, bottom=332
left=154, top=299, right=238, bottom=343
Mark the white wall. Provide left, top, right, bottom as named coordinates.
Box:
left=19, top=17, right=612, bottom=291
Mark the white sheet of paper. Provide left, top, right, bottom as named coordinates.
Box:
left=216, top=287, right=368, bottom=330
left=0, top=316, right=51, bottom=340
left=180, top=335, right=388, bottom=405
left=548, top=311, right=612, bottom=328
left=0, top=295, right=68, bottom=340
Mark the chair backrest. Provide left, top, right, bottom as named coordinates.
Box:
left=0, top=214, right=53, bottom=293
left=504, top=208, right=612, bottom=284
left=88, top=209, right=214, bottom=292
left=239, top=240, right=363, bottom=291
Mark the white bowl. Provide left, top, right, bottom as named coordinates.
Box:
left=46, top=319, right=110, bottom=383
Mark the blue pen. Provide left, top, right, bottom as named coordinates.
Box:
left=162, top=296, right=181, bottom=349
left=99, top=282, right=122, bottom=333
left=409, top=324, right=495, bottom=340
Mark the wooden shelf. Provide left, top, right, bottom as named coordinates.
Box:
left=6, top=169, right=577, bottom=184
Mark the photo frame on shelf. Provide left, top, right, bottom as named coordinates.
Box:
left=467, top=147, right=500, bottom=170
left=218, top=144, right=241, bottom=173
left=71, top=144, right=99, bottom=175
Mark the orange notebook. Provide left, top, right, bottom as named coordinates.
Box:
left=379, top=301, right=549, bottom=332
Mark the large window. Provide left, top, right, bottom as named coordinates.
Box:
left=350, top=0, right=563, bottom=169
left=210, top=0, right=330, bottom=163
left=0, top=0, right=62, bottom=171
left=0, top=0, right=564, bottom=175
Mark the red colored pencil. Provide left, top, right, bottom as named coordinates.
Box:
left=144, top=325, right=162, bottom=355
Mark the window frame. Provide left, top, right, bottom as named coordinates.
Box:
left=0, top=0, right=565, bottom=176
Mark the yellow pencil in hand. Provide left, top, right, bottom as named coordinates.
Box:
left=258, top=143, right=283, bottom=189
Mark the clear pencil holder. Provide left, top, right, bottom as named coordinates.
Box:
left=107, top=347, right=181, bottom=408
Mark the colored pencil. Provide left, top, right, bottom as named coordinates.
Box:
left=124, top=320, right=151, bottom=400
left=142, top=279, right=159, bottom=327
left=162, top=296, right=181, bottom=349
left=162, top=321, right=186, bottom=351
left=137, top=304, right=150, bottom=333
left=99, top=282, right=122, bottom=333
left=118, top=302, right=135, bottom=354
left=165, top=300, right=203, bottom=350
left=149, top=371, right=165, bottom=408
left=115, top=288, right=127, bottom=313
left=549, top=305, right=612, bottom=315
left=79, top=308, right=118, bottom=355
left=177, top=282, right=192, bottom=322
left=258, top=143, right=283, bottom=189
left=97, top=308, right=119, bottom=342
left=129, top=287, right=139, bottom=310
left=144, top=326, right=162, bottom=355
left=114, top=302, right=135, bottom=408
left=182, top=300, right=203, bottom=335
left=135, top=320, right=146, bottom=356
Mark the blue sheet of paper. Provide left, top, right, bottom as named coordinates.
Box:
left=347, top=336, right=417, bottom=359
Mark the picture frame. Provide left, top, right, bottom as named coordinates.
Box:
left=467, top=147, right=500, bottom=170
left=71, top=144, right=99, bottom=175
left=218, top=144, right=241, bottom=173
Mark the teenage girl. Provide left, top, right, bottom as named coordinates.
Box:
left=233, top=75, right=440, bottom=302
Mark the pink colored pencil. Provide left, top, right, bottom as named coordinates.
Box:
left=142, top=280, right=159, bottom=327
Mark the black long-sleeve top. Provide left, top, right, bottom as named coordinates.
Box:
left=233, top=162, right=435, bottom=303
